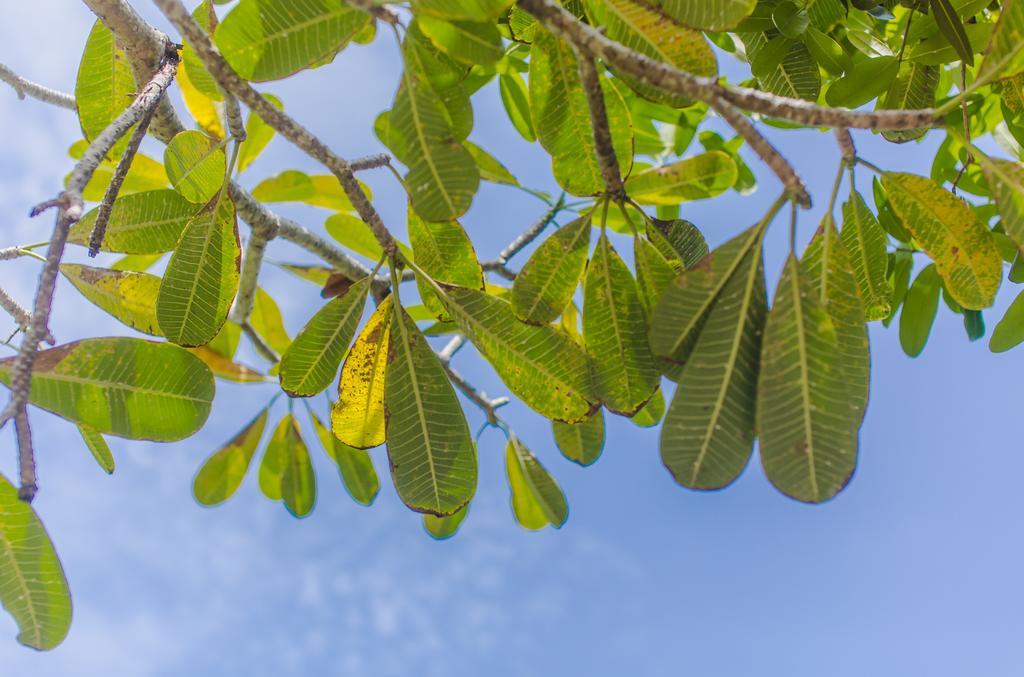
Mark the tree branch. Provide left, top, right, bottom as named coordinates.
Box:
left=0, top=287, right=54, bottom=345
left=480, top=195, right=567, bottom=280
left=516, top=0, right=937, bottom=131
left=835, top=128, right=856, bottom=165
left=438, top=346, right=509, bottom=426
left=349, top=153, right=392, bottom=172
left=0, top=63, right=76, bottom=110
left=576, top=54, right=624, bottom=197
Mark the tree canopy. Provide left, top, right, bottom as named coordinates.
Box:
left=2, top=0, right=1024, bottom=651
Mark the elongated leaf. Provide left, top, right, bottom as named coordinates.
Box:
left=883, top=173, right=1001, bottom=310
left=659, top=0, right=756, bottom=30
left=634, top=235, right=677, bottom=316
left=465, top=141, right=519, bottom=185
left=825, top=56, right=899, bottom=109
left=164, top=130, right=226, bottom=204
left=990, top=289, right=1024, bottom=352
left=631, top=387, right=665, bottom=427
left=900, top=264, right=941, bottom=357
left=333, top=297, right=392, bottom=449
left=841, top=190, right=891, bottom=321
left=0, top=338, right=214, bottom=441
left=252, top=170, right=364, bottom=212
left=626, top=152, right=737, bottom=205
left=402, top=21, right=475, bottom=141
left=742, top=31, right=820, bottom=100
left=69, top=190, right=197, bottom=254
left=418, top=16, right=503, bottom=65
left=499, top=71, right=536, bottom=143
left=980, top=0, right=1024, bottom=80
left=189, top=346, right=268, bottom=384
left=802, top=217, right=871, bottom=420
left=506, top=436, right=568, bottom=530
left=758, top=256, right=859, bottom=503
left=250, top=288, right=291, bottom=355
left=439, top=286, right=598, bottom=423
left=157, top=197, right=241, bottom=347
left=60, top=264, right=162, bottom=336
left=411, top=0, right=513, bottom=20
left=650, top=222, right=766, bottom=366
left=408, top=208, right=484, bottom=320
left=552, top=409, right=605, bottom=466
left=976, top=155, right=1024, bottom=247
left=281, top=417, right=316, bottom=518
left=588, top=0, right=717, bottom=107
left=880, top=62, right=938, bottom=143
left=0, top=472, right=71, bottom=651
left=423, top=505, right=468, bottom=539
left=310, top=409, right=379, bottom=506
left=193, top=408, right=268, bottom=506
left=583, top=234, right=660, bottom=415
left=511, top=214, right=591, bottom=325
left=660, top=232, right=767, bottom=489
left=280, top=277, right=370, bottom=396
left=390, top=68, right=479, bottom=221
left=237, top=94, right=282, bottom=174
left=75, top=20, right=135, bottom=158
left=931, top=0, right=974, bottom=66
left=259, top=415, right=288, bottom=500
left=384, top=305, right=477, bottom=516
left=216, top=0, right=370, bottom=81
left=530, top=28, right=633, bottom=196
left=78, top=424, right=114, bottom=474
left=647, top=219, right=709, bottom=269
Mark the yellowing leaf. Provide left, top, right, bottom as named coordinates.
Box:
left=511, top=214, right=591, bottom=325
left=333, top=297, right=392, bottom=449
left=626, top=152, right=737, bottom=205
left=505, top=436, right=568, bottom=530
left=164, top=130, right=227, bottom=204
left=60, top=264, right=162, bottom=336
left=193, top=408, right=268, bottom=506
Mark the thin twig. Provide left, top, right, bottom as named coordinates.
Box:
left=0, top=287, right=54, bottom=345
left=0, top=63, right=76, bottom=110
left=14, top=409, right=36, bottom=502
left=438, top=335, right=466, bottom=361
left=349, top=153, right=392, bottom=172
left=575, top=54, right=624, bottom=198
left=486, top=195, right=567, bottom=270
left=438, top=351, right=509, bottom=425
left=241, top=322, right=280, bottom=363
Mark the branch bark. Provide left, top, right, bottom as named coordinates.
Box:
left=0, top=64, right=77, bottom=110
left=575, top=54, right=624, bottom=197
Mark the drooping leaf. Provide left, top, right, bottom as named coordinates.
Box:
left=659, top=0, right=757, bottom=30
left=841, top=190, right=892, bottom=321
left=332, top=297, right=392, bottom=449
left=216, top=0, right=370, bottom=81
left=464, top=141, right=519, bottom=185
left=309, top=408, right=379, bottom=506
left=280, top=416, right=316, bottom=518
left=660, top=227, right=767, bottom=490
left=880, top=62, right=938, bottom=144
left=157, top=197, right=241, bottom=347
left=60, top=264, right=162, bottom=336
left=631, top=387, right=665, bottom=427
left=647, top=219, right=709, bottom=268
left=583, top=233, right=660, bottom=415
left=69, top=190, right=197, bottom=254
left=0, top=472, right=72, bottom=651
left=0, top=338, right=214, bottom=441
left=900, top=264, right=942, bottom=357
left=258, top=414, right=290, bottom=500
left=408, top=207, right=484, bottom=321
left=587, top=0, right=717, bottom=107
left=976, top=154, right=1024, bottom=247
left=78, top=424, right=115, bottom=474
left=511, top=213, right=591, bottom=325
left=499, top=71, right=536, bottom=143
left=626, top=152, right=737, bottom=205
left=75, top=20, right=135, bottom=158
left=439, top=286, right=598, bottom=423
left=506, top=436, right=568, bottom=530
left=252, top=170, right=365, bottom=212
left=193, top=408, right=268, bottom=506
left=930, top=0, right=975, bottom=66
left=990, top=289, right=1024, bottom=352
left=634, top=235, right=677, bottom=316
left=280, top=277, right=370, bottom=396
left=882, top=173, right=1001, bottom=310
left=530, top=27, right=633, bottom=196
left=552, top=408, right=605, bottom=466
left=164, top=130, right=227, bottom=204
left=384, top=304, right=477, bottom=516
left=249, top=287, right=292, bottom=355
left=423, top=505, right=468, bottom=539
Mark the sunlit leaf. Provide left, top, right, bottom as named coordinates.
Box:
left=251, top=170, right=365, bottom=212
left=75, top=20, right=135, bottom=158
left=506, top=436, right=568, bottom=530
left=976, top=154, right=1024, bottom=248
left=418, top=15, right=503, bottom=65
left=465, top=141, right=519, bottom=185
left=332, top=297, right=392, bottom=449
left=281, top=416, right=316, bottom=518
left=511, top=214, right=591, bottom=325
left=659, top=0, right=756, bottom=30
left=499, top=71, right=535, bottom=143
left=189, top=346, right=268, bottom=383
left=880, top=62, right=938, bottom=144
left=164, top=130, right=227, bottom=204
left=410, top=0, right=514, bottom=21
left=408, top=207, right=484, bottom=321
left=60, top=264, right=162, bottom=336
left=900, top=264, right=942, bottom=357
left=69, top=190, right=197, bottom=254
left=841, top=190, right=892, bottom=321
left=979, top=0, right=1024, bottom=80
left=423, top=505, right=468, bottom=539
left=552, top=409, right=605, bottom=466
left=250, top=287, right=292, bottom=355
left=237, top=94, right=283, bottom=174
left=309, top=408, right=379, bottom=506
left=631, top=387, right=665, bottom=427
left=626, top=152, right=737, bottom=205
left=78, top=424, right=114, bottom=474
left=193, top=408, right=268, bottom=506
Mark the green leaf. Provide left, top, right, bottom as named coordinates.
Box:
left=69, top=190, right=197, bottom=254
left=110, top=253, right=164, bottom=273
left=76, top=150, right=170, bottom=203
left=647, top=219, right=709, bottom=268
left=258, top=414, right=291, bottom=500
left=802, top=217, right=871, bottom=421
left=417, top=16, right=503, bottom=65
left=408, top=207, right=484, bottom=321
left=990, top=289, right=1024, bottom=352
left=979, top=0, right=1024, bottom=80
left=464, top=141, right=519, bottom=185
left=963, top=309, right=985, bottom=341
left=250, top=287, right=292, bottom=355
left=758, top=256, right=859, bottom=503
left=0, top=472, right=71, bottom=651
left=742, top=31, right=820, bottom=100
left=499, top=71, right=536, bottom=143
left=976, top=155, right=1024, bottom=248
left=281, top=415, right=316, bottom=518
left=583, top=233, right=660, bottom=415
left=631, top=387, right=665, bottom=427
left=157, top=197, right=241, bottom=347
left=882, top=173, right=1002, bottom=310
left=900, top=264, right=942, bottom=357
left=626, top=152, right=737, bottom=205
left=216, top=0, right=370, bottom=81
left=193, top=407, right=268, bottom=506
left=423, top=505, right=468, bottom=539
left=75, top=20, right=135, bottom=158
left=825, top=56, right=899, bottom=109
left=804, top=26, right=847, bottom=75
left=60, top=264, right=162, bottom=336
left=634, top=235, right=677, bottom=316
left=587, top=0, right=717, bottom=107
left=189, top=346, right=268, bottom=384
left=530, top=28, right=633, bottom=196
left=237, top=93, right=282, bottom=174
left=439, top=286, right=598, bottom=423
left=280, top=277, right=370, bottom=396
left=506, top=436, right=568, bottom=530
left=325, top=212, right=409, bottom=262
left=660, top=224, right=767, bottom=490
left=880, top=62, right=939, bottom=144
left=410, top=0, right=514, bottom=21
left=907, top=21, right=990, bottom=65
left=659, top=0, right=757, bottom=30
left=930, top=0, right=974, bottom=66
left=772, top=1, right=810, bottom=38
left=841, top=190, right=892, bottom=321
left=384, top=304, right=477, bottom=516
left=332, top=297, right=392, bottom=449
left=164, top=130, right=227, bottom=204
left=78, top=424, right=115, bottom=474
left=310, top=408, right=379, bottom=506
left=251, top=170, right=365, bottom=212
left=0, top=338, right=214, bottom=441
left=511, top=214, right=591, bottom=325
left=552, top=409, right=605, bottom=466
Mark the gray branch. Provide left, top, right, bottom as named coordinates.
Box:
left=0, top=63, right=76, bottom=109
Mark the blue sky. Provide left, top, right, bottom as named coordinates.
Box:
left=1, top=2, right=1023, bottom=675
